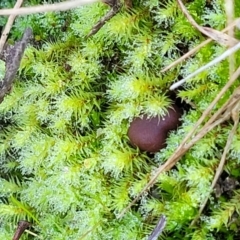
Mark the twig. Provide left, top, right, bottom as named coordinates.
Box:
left=12, top=221, right=31, bottom=240
left=0, top=28, right=33, bottom=102
left=225, top=0, right=235, bottom=47
left=191, top=88, right=240, bottom=226
left=148, top=215, right=166, bottom=240
left=161, top=19, right=240, bottom=73
left=170, top=0, right=240, bottom=90
left=87, top=0, right=121, bottom=37
left=176, top=0, right=238, bottom=46
left=170, top=41, right=240, bottom=90
left=225, top=0, right=235, bottom=75
left=0, top=0, right=24, bottom=53
left=24, top=229, right=39, bottom=238
left=0, top=0, right=97, bottom=16
left=161, top=38, right=212, bottom=73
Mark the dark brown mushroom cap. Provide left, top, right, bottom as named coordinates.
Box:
left=127, top=105, right=182, bottom=152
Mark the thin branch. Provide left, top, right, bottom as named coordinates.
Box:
left=191, top=96, right=240, bottom=226
left=161, top=38, right=212, bottom=73
left=169, top=65, right=240, bottom=156
left=0, top=0, right=24, bottom=53
left=169, top=0, right=240, bottom=90
left=225, top=0, right=235, bottom=75
left=170, top=41, right=240, bottom=90
left=24, top=230, right=40, bottom=238
left=161, top=19, right=240, bottom=73
left=87, top=0, right=121, bottom=37
left=176, top=0, right=238, bottom=46
left=0, top=0, right=97, bottom=16
left=225, top=0, right=235, bottom=47
left=12, top=221, right=31, bottom=240
left=0, top=28, right=33, bottom=102
left=148, top=215, right=167, bottom=240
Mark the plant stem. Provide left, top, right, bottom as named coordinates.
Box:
left=12, top=221, right=31, bottom=240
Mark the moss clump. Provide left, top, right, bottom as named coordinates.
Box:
left=1, top=0, right=240, bottom=239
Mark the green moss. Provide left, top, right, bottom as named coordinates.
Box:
left=0, top=0, right=240, bottom=239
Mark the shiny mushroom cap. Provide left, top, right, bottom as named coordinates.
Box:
left=127, top=105, right=182, bottom=152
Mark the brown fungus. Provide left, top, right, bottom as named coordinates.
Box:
left=127, top=105, right=182, bottom=152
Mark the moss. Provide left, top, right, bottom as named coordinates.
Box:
left=0, top=0, right=240, bottom=239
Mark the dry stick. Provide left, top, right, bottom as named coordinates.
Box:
left=225, top=0, right=235, bottom=43
left=170, top=41, right=240, bottom=90
left=0, top=0, right=97, bottom=16
left=87, top=0, right=121, bottom=37
left=225, top=0, right=235, bottom=76
left=171, top=2, right=240, bottom=91
left=182, top=88, right=240, bottom=225
left=0, top=28, right=32, bottom=102
left=161, top=18, right=240, bottom=73
left=148, top=215, right=167, bottom=240
left=183, top=88, right=240, bottom=153
left=176, top=0, right=238, bottom=46
left=186, top=88, right=240, bottom=148
left=191, top=100, right=240, bottom=226
left=171, top=65, right=240, bottom=166
left=117, top=66, right=240, bottom=219
left=12, top=221, right=31, bottom=240
left=194, top=88, right=240, bottom=133
left=24, top=229, right=39, bottom=238
left=0, top=0, right=24, bottom=53
left=172, top=66, right=240, bottom=167
left=161, top=38, right=212, bottom=73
